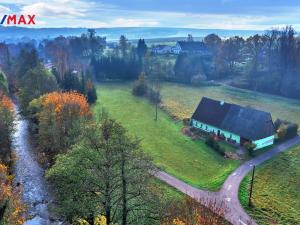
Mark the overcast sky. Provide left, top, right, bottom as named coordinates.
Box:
left=0, top=0, right=300, bottom=30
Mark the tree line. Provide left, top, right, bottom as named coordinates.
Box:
left=174, top=26, right=300, bottom=99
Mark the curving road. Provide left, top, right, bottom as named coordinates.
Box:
left=155, top=136, right=300, bottom=225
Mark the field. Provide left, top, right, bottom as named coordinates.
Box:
left=94, top=83, right=239, bottom=191
left=160, top=82, right=300, bottom=125
left=239, top=145, right=300, bottom=225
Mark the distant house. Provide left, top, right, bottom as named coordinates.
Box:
left=172, top=41, right=209, bottom=55
left=44, top=60, right=54, bottom=71
left=152, top=45, right=172, bottom=54
left=191, top=97, right=275, bottom=150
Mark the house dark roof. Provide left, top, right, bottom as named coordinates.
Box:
left=192, top=97, right=275, bottom=140
left=178, top=41, right=207, bottom=52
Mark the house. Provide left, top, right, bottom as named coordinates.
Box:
left=152, top=45, right=172, bottom=54
left=191, top=97, right=275, bottom=150
left=172, top=41, right=209, bottom=55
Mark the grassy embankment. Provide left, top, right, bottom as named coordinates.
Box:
left=239, top=144, right=300, bottom=225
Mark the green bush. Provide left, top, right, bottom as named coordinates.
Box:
left=244, top=142, right=256, bottom=156
left=182, top=118, right=190, bottom=126
left=274, top=119, right=298, bottom=140
left=132, top=73, right=148, bottom=96
left=205, top=136, right=225, bottom=156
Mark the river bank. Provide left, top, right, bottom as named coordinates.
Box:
left=12, top=106, right=61, bottom=225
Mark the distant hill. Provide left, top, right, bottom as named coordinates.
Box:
left=0, top=26, right=264, bottom=43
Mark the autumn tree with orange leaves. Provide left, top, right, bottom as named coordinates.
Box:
left=28, top=91, right=91, bottom=161
left=161, top=196, right=229, bottom=225
left=0, top=164, right=26, bottom=225
left=0, top=92, right=15, bottom=165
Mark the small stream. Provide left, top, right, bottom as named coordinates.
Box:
left=12, top=106, right=60, bottom=225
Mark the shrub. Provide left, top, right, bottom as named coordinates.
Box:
left=244, top=142, right=256, bottom=156
left=182, top=118, right=190, bottom=126
left=132, top=73, right=148, bottom=96
left=190, top=73, right=207, bottom=85
left=85, top=79, right=97, bottom=104
left=275, top=119, right=298, bottom=140
left=205, top=136, right=225, bottom=156
left=277, top=127, right=287, bottom=140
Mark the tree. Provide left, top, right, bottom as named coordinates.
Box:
left=147, top=87, right=161, bottom=121
left=187, top=34, right=194, bottom=42
left=204, top=34, right=222, bottom=55
left=0, top=164, right=26, bottom=225
left=0, top=43, right=11, bottom=72
left=119, top=35, right=129, bottom=58
left=174, top=54, right=206, bottom=83
left=246, top=34, right=266, bottom=73
left=132, top=73, right=148, bottom=96
left=218, top=36, right=244, bottom=75
left=61, top=71, right=82, bottom=92
left=47, top=119, right=160, bottom=224
left=28, top=91, right=91, bottom=160
left=136, top=39, right=147, bottom=60
left=137, top=39, right=148, bottom=70
left=19, top=65, right=58, bottom=115
left=264, top=29, right=280, bottom=74
left=85, top=79, right=97, bottom=104
left=0, top=93, right=14, bottom=165
left=246, top=35, right=267, bottom=91
left=0, top=71, right=8, bottom=94
left=15, top=48, right=39, bottom=80
left=161, top=197, right=228, bottom=225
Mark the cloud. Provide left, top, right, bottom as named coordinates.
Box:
left=0, top=4, right=11, bottom=14
left=111, top=18, right=158, bottom=27
left=20, top=0, right=97, bottom=18
left=4, top=0, right=300, bottom=30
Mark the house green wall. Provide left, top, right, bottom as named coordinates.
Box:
left=191, top=119, right=275, bottom=150
left=191, top=119, right=240, bottom=144
left=252, top=135, right=275, bottom=150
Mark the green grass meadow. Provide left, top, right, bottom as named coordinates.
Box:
left=239, top=145, right=300, bottom=225
left=94, top=83, right=239, bottom=191
left=160, top=82, right=300, bottom=125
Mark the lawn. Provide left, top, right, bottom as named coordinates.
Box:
left=239, top=144, right=300, bottom=225
left=160, top=82, right=300, bottom=126
left=94, top=83, right=239, bottom=191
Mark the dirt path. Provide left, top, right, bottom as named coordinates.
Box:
left=155, top=136, right=300, bottom=225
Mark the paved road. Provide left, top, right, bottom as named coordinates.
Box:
left=155, top=136, right=300, bottom=225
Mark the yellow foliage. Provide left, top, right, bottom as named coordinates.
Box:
left=41, top=91, right=91, bottom=118
left=160, top=100, right=192, bottom=120
left=94, top=215, right=107, bottom=225
left=73, top=218, right=90, bottom=225
left=173, top=218, right=185, bottom=225
left=0, top=163, right=26, bottom=225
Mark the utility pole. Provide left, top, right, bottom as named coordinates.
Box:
left=248, top=165, right=256, bottom=207
left=155, top=102, right=158, bottom=121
